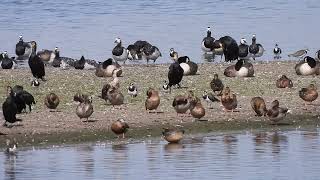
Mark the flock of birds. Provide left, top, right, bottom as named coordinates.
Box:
left=2, top=26, right=320, bottom=154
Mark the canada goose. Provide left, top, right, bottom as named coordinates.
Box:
left=37, top=47, right=56, bottom=64
left=299, top=84, right=318, bottom=109
left=111, top=118, right=129, bottom=138
left=210, top=73, right=224, bottom=95
left=0, top=51, right=17, bottom=69
left=276, top=75, right=293, bottom=88
left=249, top=34, right=264, bottom=60
left=127, top=44, right=140, bottom=60
left=172, top=91, right=194, bottom=116
left=224, top=59, right=254, bottom=77
left=133, top=40, right=151, bottom=59
left=44, top=93, right=60, bottom=111
left=273, top=44, right=282, bottom=59
left=288, top=49, right=308, bottom=59
left=112, top=38, right=128, bottom=64
left=201, top=27, right=215, bottom=53
left=238, top=38, right=250, bottom=60
left=189, top=97, right=205, bottom=120
left=266, top=100, right=289, bottom=124
left=202, top=90, right=220, bottom=108
left=28, top=41, right=45, bottom=81
left=168, top=61, right=184, bottom=92
left=170, top=48, right=178, bottom=61
left=221, top=87, right=237, bottom=112
left=250, top=97, right=267, bottom=116
left=2, top=86, right=21, bottom=127
left=219, top=36, right=239, bottom=62
left=295, top=56, right=318, bottom=76
left=176, top=55, right=198, bottom=76
left=15, top=35, right=32, bottom=60
left=128, top=83, right=138, bottom=98
left=74, top=56, right=96, bottom=70
left=162, top=128, right=184, bottom=143
left=76, top=97, right=94, bottom=122
left=141, top=43, right=162, bottom=63
left=145, top=88, right=160, bottom=112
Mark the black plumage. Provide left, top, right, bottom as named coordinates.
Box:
left=305, top=56, right=317, bottom=68
left=238, top=39, right=249, bottom=59
left=12, top=86, right=35, bottom=113
left=102, top=58, right=113, bottom=69
left=219, top=36, right=239, bottom=62
left=112, top=44, right=124, bottom=56
left=249, top=36, right=259, bottom=60
left=168, top=62, right=184, bottom=90
left=2, top=86, right=21, bottom=126
left=74, top=56, right=85, bottom=69
left=202, top=30, right=215, bottom=50
left=15, top=38, right=28, bottom=56
left=28, top=42, right=45, bottom=80
left=235, top=59, right=244, bottom=71
left=1, top=53, right=15, bottom=69
left=177, top=56, right=189, bottom=64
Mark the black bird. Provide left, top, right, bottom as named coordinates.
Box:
left=238, top=38, right=249, bottom=60
left=273, top=44, right=282, bottom=59
left=15, top=35, right=31, bottom=60
left=249, top=34, right=264, bottom=60
left=28, top=41, right=45, bottom=81
left=74, top=56, right=86, bottom=69
left=134, top=40, right=151, bottom=59
left=2, top=86, right=21, bottom=127
left=201, top=27, right=215, bottom=53
left=141, top=43, right=162, bottom=64
left=168, top=61, right=184, bottom=92
left=1, top=51, right=17, bottom=69
left=12, top=85, right=35, bottom=113
left=219, top=36, right=239, bottom=62
left=127, top=44, right=140, bottom=60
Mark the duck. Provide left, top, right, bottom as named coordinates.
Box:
left=12, top=86, right=35, bottom=113
left=28, top=41, right=46, bottom=81
left=141, top=43, right=162, bottom=64
left=128, top=83, right=138, bottom=98
left=219, top=36, right=239, bottom=62
left=5, top=139, right=17, bottom=155
left=299, top=84, right=318, bottom=108
left=73, top=56, right=96, bottom=70
left=250, top=97, right=267, bottom=116
left=111, top=118, right=129, bottom=138
left=249, top=34, right=264, bottom=60
left=273, top=44, right=282, bottom=59
left=74, top=92, right=89, bottom=103
left=210, top=73, right=224, bottom=95
left=15, top=35, right=32, bottom=60
left=112, top=37, right=129, bottom=64
left=0, top=51, right=17, bottom=69
left=44, top=93, right=60, bottom=111
left=76, top=96, right=94, bottom=122
left=2, top=86, right=21, bottom=127
left=295, top=56, right=318, bottom=76
left=168, top=61, right=184, bottom=92
left=95, top=58, right=122, bottom=77
left=162, top=128, right=184, bottom=143
left=103, top=85, right=124, bottom=106
left=221, top=87, right=237, bottom=112
left=266, top=100, right=289, bottom=124
left=238, top=38, right=250, bottom=60
left=224, top=59, right=254, bottom=77
left=37, top=47, right=56, bottom=64
left=172, top=91, right=194, bottom=116
left=276, top=75, right=293, bottom=88
left=109, top=69, right=121, bottom=89
left=145, top=88, right=160, bottom=112
left=288, top=49, right=308, bottom=59
left=202, top=90, right=220, bottom=108
left=201, top=27, right=215, bottom=54
left=189, top=97, right=205, bottom=120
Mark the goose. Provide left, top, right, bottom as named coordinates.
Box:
left=224, top=59, right=254, bottom=77
left=141, top=43, right=162, bottom=63
left=189, top=97, right=205, bottom=120
left=0, top=51, right=17, bottom=69
left=162, top=128, right=184, bottom=143
left=111, top=118, right=129, bottom=138
left=219, top=36, right=239, bottom=62
left=175, top=55, right=198, bottom=76
left=276, top=75, right=293, bottom=88
left=266, top=100, right=289, bottom=124
left=28, top=41, right=45, bottom=81
left=169, top=48, right=178, bottom=61
left=74, top=56, right=96, bottom=70
left=273, top=44, right=282, bottom=59
left=128, top=83, right=138, bottom=98
left=221, top=87, right=237, bottom=112
left=127, top=44, right=140, bottom=60
left=95, top=58, right=122, bottom=77
left=202, top=90, right=220, bottom=108
left=112, top=38, right=129, bottom=64
left=201, top=27, right=215, bottom=54
left=15, top=35, right=32, bottom=60
left=250, top=97, right=267, bottom=116
left=51, top=47, right=71, bottom=69
left=14, top=87, right=35, bottom=113
left=295, top=56, right=318, bottom=76
left=210, top=73, right=224, bottom=95
left=145, top=88, right=160, bottom=112
left=44, top=93, right=60, bottom=111
left=212, top=40, right=224, bottom=60
left=2, top=86, right=21, bottom=127
left=299, top=84, right=318, bottom=109
left=288, top=49, right=308, bottom=59
left=172, top=91, right=194, bottom=116
left=5, top=139, right=18, bottom=155
left=249, top=34, right=264, bottom=60
left=316, top=50, right=320, bottom=60
left=168, top=61, right=184, bottom=92
left=133, top=40, right=151, bottom=59
left=76, top=97, right=94, bottom=122
left=37, top=47, right=56, bottom=64
left=238, top=38, right=250, bottom=60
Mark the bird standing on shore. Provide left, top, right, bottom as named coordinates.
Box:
left=221, top=87, right=237, bottom=112
left=172, top=91, right=194, bottom=116
left=201, top=27, right=215, bottom=54
left=145, top=88, right=160, bottom=112
left=111, top=118, right=129, bottom=138
left=266, top=100, right=289, bottom=124
left=15, top=35, right=31, bottom=60
left=0, top=51, right=17, bottom=69
left=250, top=97, right=267, bottom=116
left=168, top=61, right=184, bottom=92
left=28, top=41, right=46, bottom=81
left=288, top=49, right=308, bottom=59
left=112, top=37, right=129, bottom=64
left=2, top=86, right=21, bottom=127
left=219, top=36, right=239, bottom=62
left=128, top=83, right=138, bottom=98
left=249, top=34, right=264, bottom=60
left=299, top=84, right=318, bottom=109
left=202, top=90, right=219, bottom=108
left=189, top=97, right=206, bottom=120
left=210, top=73, right=224, bottom=95
left=76, top=96, right=94, bottom=122
left=273, top=44, right=282, bottom=59
left=238, top=38, right=250, bottom=60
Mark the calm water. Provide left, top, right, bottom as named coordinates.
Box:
left=0, top=0, right=320, bottom=63
left=1, top=129, right=320, bottom=179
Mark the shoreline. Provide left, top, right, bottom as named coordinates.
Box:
left=1, top=60, right=320, bottom=147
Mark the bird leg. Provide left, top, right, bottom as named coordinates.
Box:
left=122, top=133, right=125, bottom=139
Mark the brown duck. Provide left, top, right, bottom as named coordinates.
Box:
left=210, top=73, right=224, bottom=95
left=250, top=97, right=267, bottom=116
left=101, top=84, right=124, bottom=106
left=172, top=91, right=194, bottom=115
left=221, top=87, right=237, bottom=112
left=299, top=84, right=318, bottom=108
left=74, top=92, right=89, bottom=103
left=44, top=92, right=60, bottom=111
left=276, top=75, right=293, bottom=88
left=76, top=97, right=94, bottom=122
left=189, top=97, right=205, bottom=120
left=95, top=58, right=122, bottom=77
left=266, top=100, right=289, bottom=124
left=145, top=88, right=160, bottom=112
left=111, top=118, right=129, bottom=138
left=162, top=128, right=184, bottom=143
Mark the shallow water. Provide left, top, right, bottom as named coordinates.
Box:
left=0, top=0, right=320, bottom=64
left=1, top=129, right=320, bottom=179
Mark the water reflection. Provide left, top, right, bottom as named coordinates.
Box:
left=4, top=153, right=18, bottom=180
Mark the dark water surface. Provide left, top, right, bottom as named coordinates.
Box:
left=0, top=0, right=319, bottom=63
left=1, top=129, right=320, bottom=179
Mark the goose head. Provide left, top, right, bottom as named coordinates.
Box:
left=114, top=37, right=121, bottom=45
left=240, top=38, right=247, bottom=45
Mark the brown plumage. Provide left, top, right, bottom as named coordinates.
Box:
left=111, top=119, right=129, bottom=138
left=250, top=97, right=267, bottom=116
left=95, top=58, right=122, bottom=77
left=299, top=84, right=318, bottom=108
left=221, top=87, right=237, bottom=111
left=172, top=91, right=194, bottom=115
left=76, top=97, right=94, bottom=122
left=162, top=128, right=184, bottom=143
left=210, top=73, right=224, bottom=95
left=189, top=97, right=205, bottom=119
left=145, top=88, right=160, bottom=111
left=266, top=100, right=289, bottom=124
left=276, top=75, right=293, bottom=88
left=101, top=84, right=124, bottom=106
left=44, top=93, right=60, bottom=110
left=74, top=92, right=89, bottom=103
